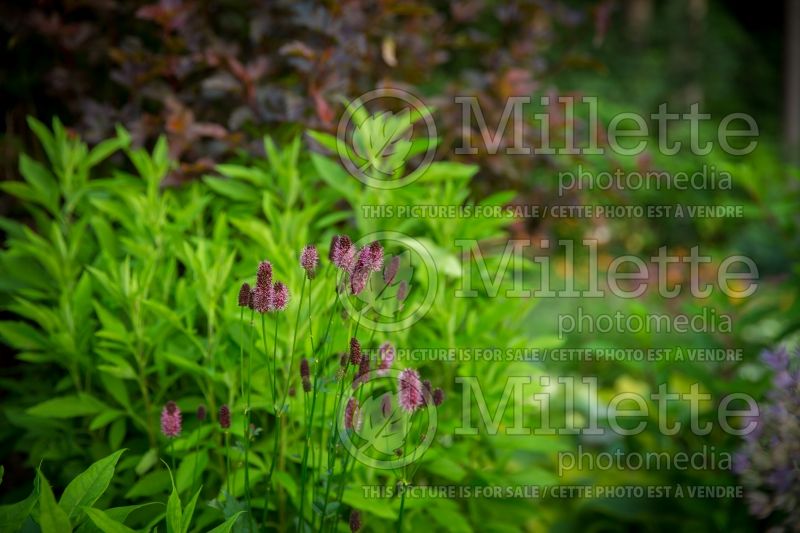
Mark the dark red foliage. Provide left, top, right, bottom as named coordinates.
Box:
left=0, top=0, right=595, bottom=186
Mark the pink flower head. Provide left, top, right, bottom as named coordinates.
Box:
left=349, top=263, right=370, bottom=295
left=378, top=342, right=395, bottom=375
left=272, top=282, right=289, bottom=311
left=344, top=396, right=361, bottom=431
left=433, top=388, right=444, bottom=406
left=161, top=401, right=182, bottom=438
left=300, top=358, right=311, bottom=393
left=349, top=337, right=362, bottom=366
left=398, top=368, right=423, bottom=413
left=421, top=379, right=432, bottom=405
left=300, top=245, right=319, bottom=279
left=383, top=255, right=400, bottom=285
left=353, top=352, right=370, bottom=389
left=330, top=235, right=355, bottom=271
left=349, top=510, right=362, bottom=533
left=256, top=260, right=273, bottom=289
left=355, top=241, right=384, bottom=273
left=218, top=404, right=231, bottom=430
left=397, top=280, right=409, bottom=302
left=238, top=282, right=251, bottom=307
left=381, top=393, right=393, bottom=416
left=252, top=284, right=274, bottom=313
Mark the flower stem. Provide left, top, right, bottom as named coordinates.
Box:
left=282, top=277, right=307, bottom=409
left=297, top=378, right=319, bottom=531
left=396, top=482, right=407, bottom=533
left=225, top=432, right=231, bottom=497
left=261, top=314, right=275, bottom=408
left=191, top=429, right=200, bottom=495
left=169, top=439, right=175, bottom=474
left=237, top=308, right=253, bottom=514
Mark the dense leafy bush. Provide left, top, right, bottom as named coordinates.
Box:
left=0, top=0, right=595, bottom=183
left=0, top=117, right=546, bottom=531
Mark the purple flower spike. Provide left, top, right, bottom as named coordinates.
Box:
left=397, top=280, right=409, bottom=301
left=421, top=379, right=432, bottom=405
left=433, top=388, right=444, bottom=406
left=330, top=235, right=355, bottom=271
left=300, top=358, right=312, bottom=393
left=218, top=404, right=231, bottom=430
left=256, top=260, right=273, bottom=289
left=252, top=284, right=274, bottom=313
left=196, top=404, right=207, bottom=421
left=350, top=263, right=370, bottom=295
left=349, top=510, right=362, bottom=532
left=355, top=241, right=383, bottom=272
left=398, top=368, right=423, bottom=413
left=344, top=397, right=360, bottom=431
left=384, top=255, right=400, bottom=285
left=238, top=282, right=251, bottom=307
left=301, top=245, right=319, bottom=279
left=161, top=401, right=182, bottom=438
left=272, top=282, right=289, bottom=311
left=353, top=352, right=370, bottom=388
left=368, top=242, right=384, bottom=271
left=378, top=342, right=395, bottom=375
left=381, top=393, right=393, bottom=416
left=349, top=337, right=362, bottom=366
left=761, top=347, right=789, bottom=371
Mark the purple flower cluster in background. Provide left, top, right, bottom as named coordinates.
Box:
left=734, top=346, right=800, bottom=530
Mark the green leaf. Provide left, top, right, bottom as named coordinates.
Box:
left=27, top=394, right=107, bottom=418
left=27, top=117, right=57, bottom=167
left=38, top=470, right=72, bottom=533
left=134, top=448, right=159, bottom=476
left=89, top=410, right=124, bottom=431
left=87, top=136, right=126, bottom=168
left=202, top=176, right=255, bottom=201
left=59, top=449, right=127, bottom=520
left=166, top=470, right=182, bottom=533
left=124, top=470, right=169, bottom=499
left=19, top=154, right=59, bottom=213
left=0, top=485, right=37, bottom=531
left=77, top=503, right=159, bottom=533
left=206, top=511, right=244, bottom=533
left=0, top=321, right=48, bottom=351
left=83, top=508, right=136, bottom=533
left=180, top=488, right=201, bottom=533
left=176, top=450, right=208, bottom=494
left=354, top=394, right=407, bottom=455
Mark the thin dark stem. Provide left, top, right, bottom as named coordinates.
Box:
left=282, top=278, right=306, bottom=409
left=297, top=380, right=319, bottom=531
left=396, top=484, right=407, bottom=533
left=273, top=316, right=279, bottom=411
left=225, top=432, right=231, bottom=497
left=261, top=314, right=274, bottom=407
left=262, top=415, right=281, bottom=527
left=169, top=438, right=175, bottom=474
left=191, top=429, right=200, bottom=495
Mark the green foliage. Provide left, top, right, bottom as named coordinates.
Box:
left=0, top=118, right=535, bottom=531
